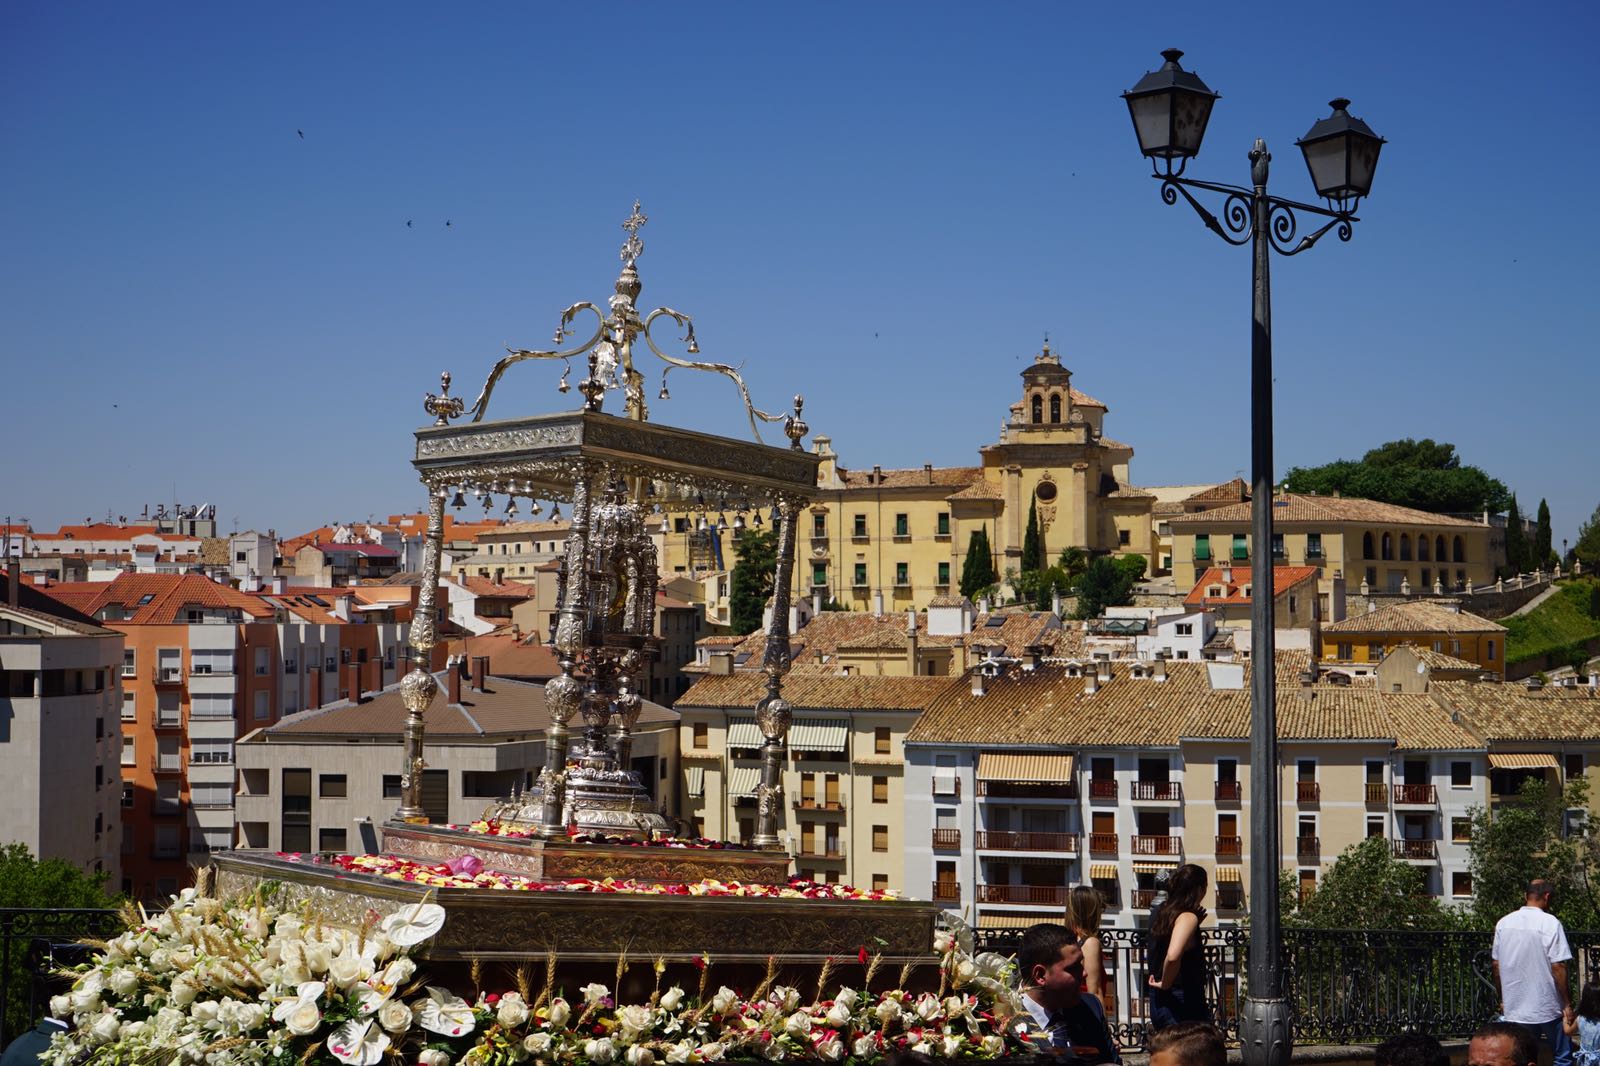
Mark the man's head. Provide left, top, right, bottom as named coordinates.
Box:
left=1525, top=878, right=1554, bottom=909
left=1375, top=1032, right=1450, bottom=1066
left=1469, top=1022, right=1538, bottom=1066
left=1018, top=923, right=1084, bottom=1010
left=1149, top=1022, right=1226, bottom=1066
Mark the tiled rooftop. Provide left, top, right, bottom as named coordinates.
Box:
left=1322, top=599, right=1506, bottom=635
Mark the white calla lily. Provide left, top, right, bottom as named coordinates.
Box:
left=378, top=903, right=446, bottom=947
left=417, top=986, right=475, bottom=1037
left=271, top=981, right=326, bottom=1024
left=326, top=1019, right=390, bottom=1066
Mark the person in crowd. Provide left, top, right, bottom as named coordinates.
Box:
left=0, top=941, right=81, bottom=1066
left=1561, top=981, right=1600, bottom=1066
left=1065, top=884, right=1109, bottom=1003
left=1493, top=878, right=1574, bottom=1066
left=1470, top=1021, right=1541, bottom=1066
left=1146, top=864, right=1211, bottom=1029
left=1147, top=1022, right=1225, bottom=1066
left=1375, top=1032, right=1451, bottom=1066
left=1017, top=922, right=1120, bottom=1064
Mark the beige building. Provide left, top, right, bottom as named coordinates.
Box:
left=0, top=577, right=125, bottom=881
left=1321, top=599, right=1507, bottom=678
left=450, top=519, right=570, bottom=583
left=1184, top=565, right=1323, bottom=631
left=1168, top=493, right=1495, bottom=617
left=235, top=666, right=679, bottom=851
left=658, top=343, right=1154, bottom=611
left=674, top=672, right=952, bottom=892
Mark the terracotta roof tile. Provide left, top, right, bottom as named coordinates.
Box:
left=677, top=672, right=953, bottom=711
left=448, top=632, right=562, bottom=680
left=945, top=480, right=1005, bottom=502
left=1432, top=680, right=1600, bottom=742
left=1185, top=566, right=1321, bottom=607
left=835, top=466, right=982, bottom=491
left=1183, top=478, right=1250, bottom=505
left=1169, top=493, right=1483, bottom=528
left=1323, top=600, right=1506, bottom=635
left=41, top=573, right=275, bottom=625
left=1069, top=388, right=1107, bottom=409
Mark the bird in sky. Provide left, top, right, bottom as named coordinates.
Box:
left=445, top=220, right=452, bottom=228
left=296, top=129, right=304, bottom=139
left=406, top=220, right=413, bottom=228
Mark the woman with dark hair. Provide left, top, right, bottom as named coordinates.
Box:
left=1065, top=884, right=1109, bottom=1004
left=1145, top=864, right=1210, bottom=1030
left=1562, top=981, right=1600, bottom=1066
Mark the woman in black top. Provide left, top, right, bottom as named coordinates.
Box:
left=1145, top=863, right=1210, bottom=1030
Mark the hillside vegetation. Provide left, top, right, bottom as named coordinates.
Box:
left=1503, top=578, right=1600, bottom=669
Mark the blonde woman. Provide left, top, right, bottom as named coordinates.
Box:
left=1064, top=884, right=1109, bottom=1002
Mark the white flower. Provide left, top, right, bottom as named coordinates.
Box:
left=147, top=949, right=173, bottom=974
left=664, top=1041, right=693, bottom=1064
left=378, top=903, right=447, bottom=948
left=109, top=968, right=140, bottom=996
left=376, top=957, right=415, bottom=991
left=327, top=951, right=365, bottom=989
left=816, top=1036, right=844, bottom=1061
left=191, top=1000, right=221, bottom=1028
left=873, top=997, right=900, bottom=1026
left=981, top=1034, right=1005, bottom=1056
left=699, top=1042, right=727, bottom=1062
left=304, top=942, right=333, bottom=974
left=419, top=1051, right=451, bottom=1066
left=118, top=1019, right=147, bottom=1041
left=944, top=995, right=970, bottom=1018
left=951, top=958, right=977, bottom=987
left=933, top=929, right=955, bottom=954
left=584, top=1037, right=616, bottom=1063
left=709, top=987, right=737, bottom=1016
left=910, top=1039, right=933, bottom=1055
left=273, top=982, right=325, bottom=1021
left=617, top=1004, right=654, bottom=1040
left=783, top=1012, right=811, bottom=1038
left=237, top=1003, right=267, bottom=1031
left=377, top=999, right=412, bottom=1033
left=659, top=987, right=684, bottom=1012
left=760, top=1041, right=786, bottom=1061
left=546, top=997, right=571, bottom=1027
left=626, top=1045, right=654, bottom=1066
left=580, top=983, right=610, bottom=1006
left=824, top=1003, right=850, bottom=1028
left=942, top=1034, right=965, bottom=1057
left=914, top=993, right=941, bottom=1021
left=524, top=1033, right=554, bottom=1055
left=49, top=995, right=70, bottom=1019
left=326, top=1019, right=390, bottom=1066
left=497, top=993, right=530, bottom=1029
left=417, top=987, right=475, bottom=1037
left=770, top=987, right=799, bottom=1012
left=833, top=988, right=858, bottom=1012
left=90, top=1011, right=121, bottom=1043
left=284, top=1002, right=322, bottom=1037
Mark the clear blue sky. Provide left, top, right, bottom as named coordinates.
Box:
left=4, top=2, right=1596, bottom=546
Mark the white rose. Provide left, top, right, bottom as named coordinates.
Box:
left=90, top=1011, right=121, bottom=1043
left=285, top=1002, right=322, bottom=1036
left=617, top=1004, right=653, bottom=1038
left=170, top=978, right=199, bottom=1008
left=148, top=949, right=173, bottom=973
left=237, top=1003, right=267, bottom=1031
left=546, top=998, right=571, bottom=1027
left=626, top=1046, right=654, bottom=1066
left=816, top=1037, right=844, bottom=1061
left=944, top=996, right=970, bottom=1018
left=952, top=958, right=977, bottom=987
left=914, top=993, right=940, bottom=1021
left=942, top=1034, right=964, bottom=1057
left=584, top=1038, right=616, bottom=1063
left=664, top=1042, right=692, bottom=1064
left=378, top=1000, right=412, bottom=1034
left=327, top=953, right=364, bottom=989
left=833, top=988, right=858, bottom=1012
left=851, top=1037, right=876, bottom=1059
left=824, top=1003, right=850, bottom=1028
left=658, top=987, right=684, bottom=1012
left=760, top=1042, right=786, bottom=1062
left=524, top=1033, right=553, bottom=1055
left=109, top=969, right=141, bottom=996
left=419, top=1050, right=451, bottom=1066
left=379, top=958, right=415, bottom=989
left=191, top=1001, right=221, bottom=1027
left=170, top=947, right=197, bottom=970
left=69, top=988, right=101, bottom=1014
left=709, top=987, right=737, bottom=1016
left=497, top=995, right=529, bottom=1029
left=118, top=1020, right=147, bottom=1041
left=873, top=997, right=900, bottom=1026
left=981, top=1034, right=1005, bottom=1056
left=771, top=987, right=799, bottom=1012
left=580, top=983, right=610, bottom=1006
left=49, top=995, right=70, bottom=1020
left=783, top=1012, right=811, bottom=1039
left=933, top=930, right=955, bottom=954
left=304, top=943, right=333, bottom=974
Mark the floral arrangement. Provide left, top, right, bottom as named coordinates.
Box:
left=313, top=854, right=899, bottom=900
left=454, top=821, right=734, bottom=850
left=46, top=881, right=1036, bottom=1066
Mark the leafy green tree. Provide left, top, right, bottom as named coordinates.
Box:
left=959, top=525, right=998, bottom=600
left=1294, top=837, right=1456, bottom=930
left=1073, top=556, right=1136, bottom=619
left=1032, top=566, right=1074, bottom=611
left=728, top=528, right=777, bottom=635
left=1504, top=495, right=1530, bottom=576
left=1112, top=553, right=1148, bottom=585
left=1573, top=503, right=1600, bottom=573
left=1535, top=499, right=1556, bottom=570
left=1282, top=437, right=1510, bottom=515
left=1056, top=546, right=1088, bottom=581
left=1468, top=776, right=1600, bottom=930
left=1590, top=584, right=1600, bottom=622
left=0, top=844, right=117, bottom=1039
left=1020, top=500, right=1042, bottom=575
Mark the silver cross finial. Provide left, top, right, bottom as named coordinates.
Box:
left=620, top=200, right=648, bottom=266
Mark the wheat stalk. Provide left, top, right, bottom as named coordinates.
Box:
left=470, top=957, right=484, bottom=997
left=695, top=955, right=712, bottom=1005
left=863, top=953, right=883, bottom=990
left=812, top=957, right=835, bottom=1006
left=515, top=962, right=534, bottom=1002
left=750, top=956, right=779, bottom=1004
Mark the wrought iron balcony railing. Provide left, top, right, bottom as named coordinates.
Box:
left=1296, top=835, right=1321, bottom=858
left=1131, top=781, right=1183, bottom=802
left=977, top=884, right=1068, bottom=905
left=1392, top=838, right=1439, bottom=860
left=1089, top=780, right=1119, bottom=800
left=931, top=828, right=961, bottom=849
left=976, top=831, right=1079, bottom=853
left=1393, top=784, right=1438, bottom=805
left=930, top=881, right=960, bottom=902
left=1215, top=781, right=1242, bottom=802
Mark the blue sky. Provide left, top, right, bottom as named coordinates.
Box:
left=3, top=2, right=1596, bottom=546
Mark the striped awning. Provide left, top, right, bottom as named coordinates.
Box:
left=726, top=718, right=763, bottom=748
left=1216, top=866, right=1241, bottom=884
left=1133, top=862, right=1176, bottom=874
left=727, top=767, right=761, bottom=797
left=1089, top=864, right=1119, bottom=880
left=685, top=766, right=705, bottom=797
left=789, top=718, right=848, bottom=753
left=976, top=752, right=1074, bottom=783
left=1488, top=752, right=1559, bottom=769
left=976, top=913, right=1041, bottom=930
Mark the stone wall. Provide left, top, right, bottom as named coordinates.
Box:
left=1344, top=570, right=1556, bottom=621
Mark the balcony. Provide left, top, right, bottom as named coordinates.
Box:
left=150, top=757, right=183, bottom=775
left=1132, top=835, right=1182, bottom=857
left=798, top=842, right=847, bottom=861
left=1131, top=781, right=1183, bottom=802
left=1088, top=833, right=1119, bottom=856
left=1296, top=836, right=1321, bottom=860
left=154, top=667, right=184, bottom=686
left=977, top=780, right=1076, bottom=800
left=1215, top=781, right=1242, bottom=803
left=931, top=828, right=961, bottom=850
left=1132, top=888, right=1159, bottom=909
left=1297, top=782, right=1321, bottom=803
left=1215, top=835, right=1242, bottom=860
left=1366, top=783, right=1388, bottom=804
left=976, top=831, right=1079, bottom=853
left=793, top=797, right=847, bottom=813
left=977, top=884, right=1068, bottom=906
left=1088, top=780, right=1119, bottom=801
left=931, top=881, right=961, bottom=902
left=190, top=751, right=233, bottom=766
left=1392, top=839, right=1439, bottom=861
left=1392, top=784, right=1438, bottom=806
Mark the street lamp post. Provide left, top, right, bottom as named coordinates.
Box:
left=1123, top=49, right=1384, bottom=1066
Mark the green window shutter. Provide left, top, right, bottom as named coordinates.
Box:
left=1194, top=535, right=1211, bottom=560
left=1233, top=535, right=1249, bottom=560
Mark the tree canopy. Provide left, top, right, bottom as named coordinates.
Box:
left=1468, top=776, right=1600, bottom=930
left=1282, top=438, right=1510, bottom=515
left=1020, top=501, right=1042, bottom=574
left=0, top=844, right=117, bottom=1040
left=1291, top=836, right=1457, bottom=930
left=1504, top=495, right=1530, bottom=576
left=1072, top=555, right=1139, bottom=619
left=959, top=526, right=998, bottom=600
left=1572, top=503, right=1600, bottom=572
left=1535, top=499, right=1555, bottom=570
left=727, top=528, right=777, bottom=635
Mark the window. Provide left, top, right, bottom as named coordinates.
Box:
left=1271, top=533, right=1285, bottom=559
left=871, top=874, right=889, bottom=893
left=156, top=691, right=180, bottom=727
left=853, top=563, right=868, bottom=587
left=853, top=515, right=867, bottom=538
left=1175, top=622, right=1193, bottom=636
left=1194, top=534, right=1211, bottom=561
left=284, top=655, right=298, bottom=675
left=320, top=774, right=348, bottom=798
left=191, top=739, right=232, bottom=764
left=1367, top=642, right=1385, bottom=661
left=1288, top=595, right=1298, bottom=614
left=1306, top=532, right=1323, bottom=558
left=1337, top=643, right=1353, bottom=660
left=872, top=825, right=889, bottom=852
left=254, top=691, right=270, bottom=720
left=871, top=776, right=888, bottom=803
left=895, top=562, right=909, bottom=586
left=1486, top=639, right=1496, bottom=661
left=1232, top=534, right=1248, bottom=561
left=282, top=769, right=312, bottom=853
left=381, top=775, right=402, bottom=799
left=1400, top=534, right=1413, bottom=561
left=191, top=782, right=232, bottom=808
left=937, top=562, right=950, bottom=586
left=121, top=736, right=135, bottom=766
left=812, top=513, right=826, bottom=537
left=94, top=763, right=103, bottom=790
left=1366, top=817, right=1384, bottom=838
left=1452, top=872, right=1473, bottom=897
left=155, top=779, right=180, bottom=815
left=120, top=782, right=135, bottom=808
left=1365, top=567, right=1378, bottom=587
left=812, top=563, right=827, bottom=587
left=936, top=513, right=949, bottom=536
left=1452, top=817, right=1472, bottom=843
left=1567, top=754, right=1585, bottom=781
left=1298, top=759, right=1316, bottom=781
left=122, top=649, right=136, bottom=677
left=1450, top=761, right=1471, bottom=788
left=121, top=691, right=136, bottom=720
left=1031, top=395, right=1043, bottom=423
left=894, top=514, right=908, bottom=538
left=875, top=726, right=891, bottom=755
left=692, top=722, right=708, bottom=749
left=318, top=828, right=348, bottom=853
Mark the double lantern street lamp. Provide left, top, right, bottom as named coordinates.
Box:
left=1123, top=49, right=1384, bottom=1066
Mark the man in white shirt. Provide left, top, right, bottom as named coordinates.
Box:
left=1492, top=879, right=1573, bottom=1066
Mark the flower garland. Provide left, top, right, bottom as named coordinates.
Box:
left=45, top=886, right=1039, bottom=1066
left=452, top=822, right=733, bottom=850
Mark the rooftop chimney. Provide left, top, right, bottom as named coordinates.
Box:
left=335, top=595, right=352, bottom=621
left=924, top=463, right=933, bottom=484
left=346, top=662, right=364, bottom=704
left=906, top=608, right=917, bottom=635
left=6, top=555, right=17, bottom=609
left=447, top=656, right=463, bottom=704
left=873, top=589, right=885, bottom=616
left=307, top=667, right=322, bottom=711
left=1096, top=659, right=1113, bottom=682
left=971, top=670, right=987, bottom=697
left=271, top=575, right=287, bottom=594
left=471, top=655, right=490, bottom=692
left=1152, top=658, right=1168, bottom=683
left=812, top=593, right=823, bottom=618
left=1084, top=669, right=1098, bottom=696
left=709, top=651, right=733, bottom=675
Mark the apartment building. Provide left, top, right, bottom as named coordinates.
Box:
left=0, top=575, right=124, bottom=879
left=449, top=519, right=570, bottom=582
left=234, top=667, right=678, bottom=850
left=900, top=654, right=1529, bottom=931
left=675, top=672, right=951, bottom=892
left=1321, top=599, right=1507, bottom=678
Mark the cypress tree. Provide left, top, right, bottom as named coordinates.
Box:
left=960, top=524, right=998, bottom=599
left=1021, top=499, right=1042, bottom=574
left=1535, top=499, right=1554, bottom=569
left=1504, top=495, right=1529, bottom=576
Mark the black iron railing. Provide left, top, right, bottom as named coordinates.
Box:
left=971, top=927, right=1600, bottom=1051
left=1, top=908, right=124, bottom=1047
